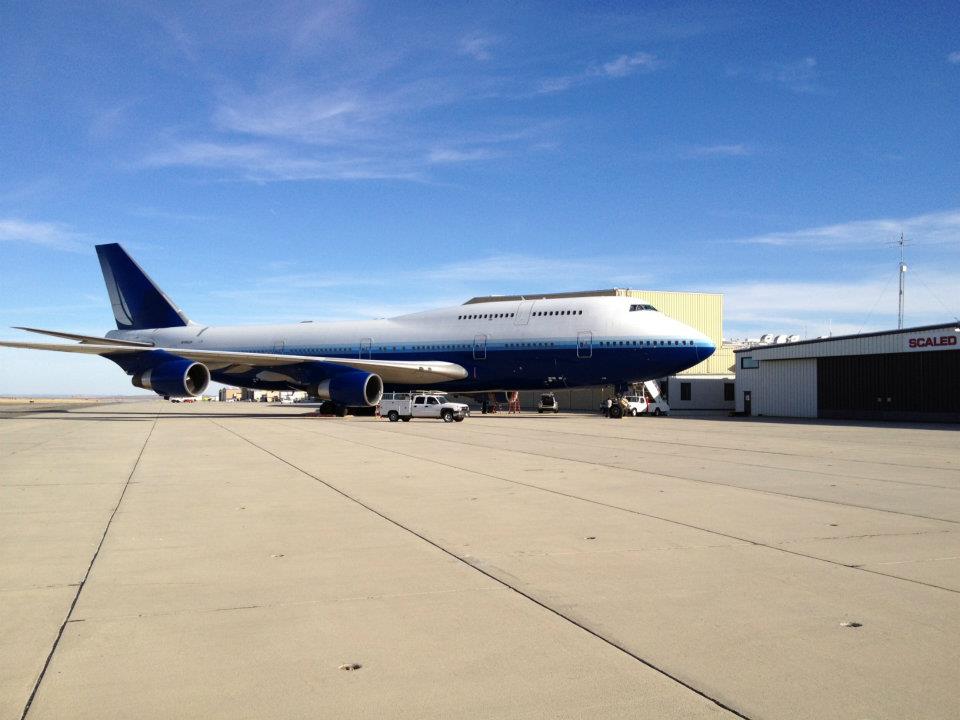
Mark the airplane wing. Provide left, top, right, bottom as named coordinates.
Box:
left=0, top=341, right=468, bottom=384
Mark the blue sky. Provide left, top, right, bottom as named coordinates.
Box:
left=1, top=1, right=958, bottom=393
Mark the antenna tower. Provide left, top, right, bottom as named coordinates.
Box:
left=897, top=233, right=907, bottom=329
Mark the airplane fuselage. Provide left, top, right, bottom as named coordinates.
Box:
left=108, top=295, right=715, bottom=392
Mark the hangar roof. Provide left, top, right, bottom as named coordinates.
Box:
left=733, top=322, right=960, bottom=353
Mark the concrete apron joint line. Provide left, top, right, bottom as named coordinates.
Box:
left=211, top=419, right=756, bottom=720
left=18, top=410, right=162, bottom=720
left=370, top=423, right=960, bottom=526
left=289, top=421, right=960, bottom=596
left=451, top=423, right=960, bottom=491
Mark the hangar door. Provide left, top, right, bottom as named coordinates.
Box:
left=756, top=358, right=817, bottom=418
left=817, top=351, right=960, bottom=422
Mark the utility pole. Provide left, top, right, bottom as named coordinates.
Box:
left=897, top=233, right=907, bottom=329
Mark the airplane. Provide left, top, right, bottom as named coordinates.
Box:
left=0, top=244, right=716, bottom=411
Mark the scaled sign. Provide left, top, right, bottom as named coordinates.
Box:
left=903, top=331, right=959, bottom=352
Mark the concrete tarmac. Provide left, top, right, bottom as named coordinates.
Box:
left=1, top=401, right=958, bottom=719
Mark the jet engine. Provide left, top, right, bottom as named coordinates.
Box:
left=132, top=359, right=210, bottom=398
left=310, top=371, right=383, bottom=407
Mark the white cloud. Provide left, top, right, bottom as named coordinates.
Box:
left=601, top=52, right=659, bottom=77
left=728, top=56, right=823, bottom=94
left=459, top=33, right=497, bottom=61
left=538, top=51, right=661, bottom=94
left=947, top=51, right=960, bottom=64
left=683, top=143, right=753, bottom=158
left=213, top=89, right=374, bottom=145
left=427, top=147, right=498, bottom=163
left=717, top=270, right=959, bottom=338
left=0, top=219, right=87, bottom=252
left=143, top=141, right=423, bottom=181
left=733, top=209, right=960, bottom=247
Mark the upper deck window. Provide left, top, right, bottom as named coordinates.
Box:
left=630, top=303, right=657, bottom=311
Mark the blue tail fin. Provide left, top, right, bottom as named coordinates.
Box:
left=95, top=244, right=190, bottom=330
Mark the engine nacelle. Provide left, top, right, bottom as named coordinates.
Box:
left=133, top=359, right=210, bottom=398
left=311, top=371, right=383, bottom=407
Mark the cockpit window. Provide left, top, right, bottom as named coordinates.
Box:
left=629, top=303, right=657, bottom=311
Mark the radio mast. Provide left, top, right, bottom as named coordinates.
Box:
left=897, top=233, right=907, bottom=329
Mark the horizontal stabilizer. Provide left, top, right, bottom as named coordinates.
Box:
left=12, top=327, right=154, bottom=347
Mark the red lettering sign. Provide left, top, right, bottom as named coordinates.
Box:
left=908, top=335, right=957, bottom=349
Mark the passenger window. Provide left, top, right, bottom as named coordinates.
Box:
left=427, top=397, right=438, bottom=405
left=414, top=397, right=425, bottom=405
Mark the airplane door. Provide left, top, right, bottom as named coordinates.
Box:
left=359, top=338, right=372, bottom=359
left=577, top=331, right=592, bottom=359
left=473, top=334, right=487, bottom=360
left=514, top=300, right=536, bottom=325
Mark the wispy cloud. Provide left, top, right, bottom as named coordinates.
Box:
left=538, top=51, right=661, bottom=94
left=0, top=218, right=88, bottom=252
left=195, top=253, right=652, bottom=324
left=718, top=270, right=960, bottom=337
left=948, top=51, right=960, bottom=64
left=143, top=141, right=423, bottom=181
left=459, top=33, right=497, bottom=61
left=683, top=143, right=754, bottom=158
left=144, top=71, right=551, bottom=181
left=427, top=147, right=499, bottom=164
left=728, top=56, right=823, bottom=94
left=733, top=209, right=960, bottom=247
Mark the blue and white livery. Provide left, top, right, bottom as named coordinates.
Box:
left=1, top=244, right=715, bottom=408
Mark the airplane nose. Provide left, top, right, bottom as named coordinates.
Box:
left=697, top=334, right=716, bottom=362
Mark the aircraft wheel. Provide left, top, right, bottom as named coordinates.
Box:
left=335, top=405, right=347, bottom=417
left=387, top=410, right=399, bottom=422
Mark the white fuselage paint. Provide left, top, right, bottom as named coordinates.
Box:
left=107, top=295, right=715, bottom=390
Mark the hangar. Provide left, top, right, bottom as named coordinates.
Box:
left=734, top=323, right=960, bottom=422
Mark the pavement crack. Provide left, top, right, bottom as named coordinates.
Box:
left=286, top=420, right=960, bottom=595
left=211, top=419, right=757, bottom=720
left=19, top=410, right=161, bottom=720
left=361, top=423, right=960, bottom=525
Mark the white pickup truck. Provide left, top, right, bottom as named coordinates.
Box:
left=380, top=392, right=470, bottom=423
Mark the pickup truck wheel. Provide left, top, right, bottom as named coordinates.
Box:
left=441, top=409, right=454, bottom=423
left=401, top=416, right=411, bottom=422
left=454, top=416, right=465, bottom=422
left=387, top=410, right=399, bottom=422
left=631, top=408, right=638, bottom=416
